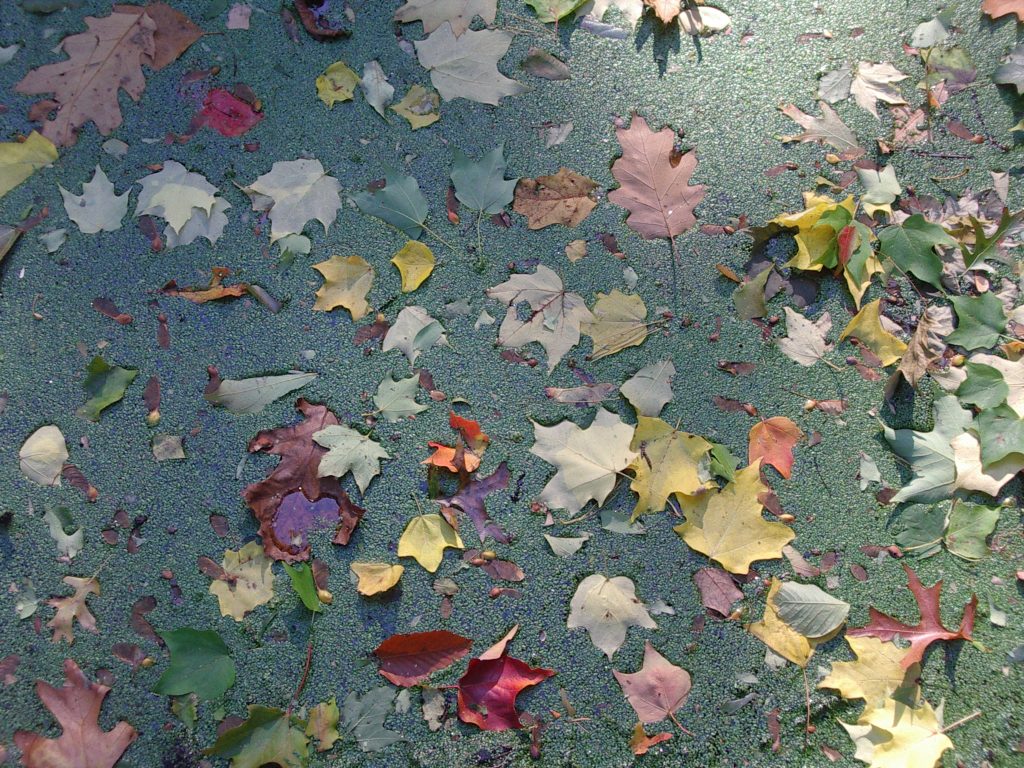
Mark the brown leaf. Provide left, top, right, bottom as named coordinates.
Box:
left=62, top=463, right=99, bottom=502
left=748, top=416, right=803, bottom=479
left=513, top=168, right=598, bottom=229
left=129, top=596, right=160, bottom=644
left=885, top=305, right=953, bottom=397
left=47, top=576, right=100, bottom=644
left=242, top=399, right=365, bottom=562
left=694, top=567, right=742, bottom=618
left=982, top=0, right=1024, bottom=21
left=91, top=298, right=132, bottom=325
left=630, top=723, right=673, bottom=755
left=160, top=266, right=249, bottom=303
left=114, top=2, right=203, bottom=70
left=374, top=630, right=472, bottom=687
left=294, top=0, right=351, bottom=39
left=608, top=115, right=706, bottom=239
left=612, top=641, right=691, bottom=724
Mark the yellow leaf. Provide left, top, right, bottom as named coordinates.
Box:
left=842, top=698, right=953, bottom=768
left=628, top=416, right=713, bottom=519
left=819, top=636, right=919, bottom=708
left=398, top=514, right=463, bottom=572
left=306, top=698, right=340, bottom=751
left=350, top=562, right=404, bottom=596
left=390, top=85, right=440, bottom=129
left=19, top=425, right=68, bottom=486
left=390, top=241, right=435, bottom=292
left=0, top=131, right=58, bottom=199
left=208, top=541, right=275, bottom=621
left=771, top=194, right=856, bottom=270
left=840, top=299, right=907, bottom=366
left=316, top=61, right=359, bottom=107
left=565, top=239, right=587, bottom=262
left=747, top=578, right=813, bottom=666
left=313, top=255, right=373, bottom=319
left=582, top=290, right=648, bottom=361
left=673, top=462, right=794, bottom=575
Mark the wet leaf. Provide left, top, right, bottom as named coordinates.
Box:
left=374, top=630, right=472, bottom=686
left=391, top=84, right=441, bottom=129
left=513, top=168, right=598, bottom=229
left=153, top=627, right=235, bottom=700
left=205, top=705, right=308, bottom=767
left=306, top=698, right=340, bottom=751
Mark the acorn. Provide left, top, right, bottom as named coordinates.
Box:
left=480, top=550, right=497, bottom=561
left=316, top=588, right=333, bottom=605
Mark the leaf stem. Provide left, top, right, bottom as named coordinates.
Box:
left=941, top=710, right=982, bottom=733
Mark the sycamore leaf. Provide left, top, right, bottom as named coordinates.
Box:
left=850, top=62, right=907, bottom=118
left=0, top=131, right=58, bottom=199
left=77, top=356, right=137, bottom=421
left=14, top=659, right=137, bottom=768
left=969, top=353, right=1024, bottom=417
left=306, top=698, right=340, bottom=751
left=944, top=502, right=999, bottom=560
left=451, top=145, right=518, bottom=214
left=342, top=687, right=404, bottom=751
left=313, top=255, right=374, bottom=319
left=351, top=563, right=404, bottom=596
left=513, top=167, right=599, bottom=229
left=530, top=408, right=637, bottom=514
left=415, top=23, right=527, bottom=105
left=352, top=168, right=429, bottom=239
left=153, top=627, right=235, bottom=700
left=673, top=462, right=795, bottom=574
left=772, top=582, right=850, bottom=637
left=583, top=290, right=649, bottom=360
left=627, top=415, right=713, bottom=518
left=950, top=429, right=1024, bottom=498
left=373, top=373, right=427, bottom=421
left=975, top=404, right=1024, bottom=467
left=20, top=425, right=68, bottom=486
left=47, top=576, right=99, bottom=644
left=246, top=158, right=342, bottom=242
left=778, top=307, right=833, bottom=366
left=946, top=293, right=1007, bottom=351
left=590, top=0, right=645, bottom=24
left=398, top=513, right=464, bottom=572
left=391, top=241, right=435, bottom=292
left=486, top=265, right=594, bottom=372
left=819, top=636, right=918, bottom=707
left=749, top=416, right=802, bottom=479
left=621, top=360, right=675, bottom=417
left=848, top=563, right=977, bottom=668
left=313, top=425, right=390, bottom=493
left=568, top=574, right=656, bottom=658
left=840, top=300, right=907, bottom=367
left=607, top=115, right=706, bottom=239
left=457, top=652, right=555, bottom=730
left=208, top=541, right=275, bottom=621
left=394, top=0, right=498, bottom=36
left=382, top=306, right=447, bottom=364
left=841, top=698, right=952, bottom=768
left=361, top=61, right=394, bottom=117
left=857, top=165, right=901, bottom=218
left=612, top=641, right=691, bottom=724
left=204, top=370, right=317, bottom=415
left=316, top=60, right=358, bottom=107
left=60, top=165, right=128, bottom=233
left=390, top=84, right=441, bottom=129
left=956, top=361, right=1008, bottom=410
left=747, top=578, right=813, bottom=666
left=374, top=630, right=472, bottom=686
left=205, top=705, right=309, bottom=767
left=778, top=102, right=863, bottom=157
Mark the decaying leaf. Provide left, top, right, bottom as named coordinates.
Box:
left=778, top=102, right=863, bottom=157
left=513, top=168, right=598, bottom=229
left=583, top=290, right=649, bottom=360
left=207, top=541, right=275, bottom=621
left=205, top=705, right=308, bottom=767
left=47, top=576, right=100, bottom=644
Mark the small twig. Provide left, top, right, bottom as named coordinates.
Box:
left=941, top=710, right=982, bottom=734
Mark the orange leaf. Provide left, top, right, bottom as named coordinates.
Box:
left=422, top=443, right=481, bottom=473
left=450, top=412, right=489, bottom=452
left=630, top=723, right=673, bottom=755
left=748, top=416, right=803, bottom=479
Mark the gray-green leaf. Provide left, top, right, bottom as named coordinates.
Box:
left=313, top=425, right=390, bottom=493
left=373, top=373, right=428, bottom=422
left=450, top=145, right=518, bottom=215
left=153, top=628, right=235, bottom=701
left=772, top=582, right=850, bottom=638
left=352, top=168, right=428, bottom=239
left=205, top=371, right=317, bottom=414
left=342, top=687, right=404, bottom=752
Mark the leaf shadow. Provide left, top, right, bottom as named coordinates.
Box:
left=633, top=16, right=682, bottom=77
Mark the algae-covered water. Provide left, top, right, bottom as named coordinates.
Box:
left=0, top=0, right=1022, bottom=766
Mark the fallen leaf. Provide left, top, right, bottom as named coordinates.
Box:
left=621, top=360, right=675, bottom=416
left=373, top=372, right=428, bottom=421
left=193, top=87, right=264, bottom=137
left=374, top=630, right=473, bottom=686
left=778, top=307, right=833, bottom=367
left=583, top=289, right=649, bottom=360
left=341, top=687, right=404, bottom=752
left=205, top=705, right=308, bottom=767
left=394, top=0, right=498, bottom=36
left=841, top=698, right=952, bottom=768
left=77, top=356, right=137, bottom=422
left=390, top=84, right=441, bottom=129
left=513, top=168, right=598, bottom=229
left=361, top=61, right=394, bottom=117
left=352, top=168, right=429, bottom=239
left=391, top=241, right=435, bottom=292
left=316, top=60, right=359, bottom=107
left=383, top=306, right=447, bottom=364
left=207, top=541, right=275, bottom=621
left=451, top=145, right=518, bottom=215
left=630, top=723, right=673, bottom=755
left=160, top=267, right=248, bottom=303
left=306, top=698, right=340, bottom=751
left=747, top=578, right=813, bottom=666
left=627, top=415, right=713, bottom=518
left=840, top=300, right=907, bottom=367
left=415, top=23, right=527, bottom=105
left=47, top=576, right=99, bottom=644
left=982, top=0, right=1024, bottom=21
left=693, top=567, right=742, bottom=617
left=0, top=132, right=58, bottom=198
left=778, top=102, right=863, bottom=157
left=398, top=513, right=464, bottom=572
left=205, top=368, right=317, bottom=415
left=567, top=573, right=657, bottom=658
left=772, top=581, right=850, bottom=637
left=59, top=165, right=128, bottom=233
left=819, top=636, right=918, bottom=707
left=613, top=641, right=691, bottom=724
left=313, top=255, right=374, bottom=319
left=245, top=158, right=341, bottom=242
left=457, top=653, right=554, bottom=730
left=153, top=627, right=235, bottom=700
left=850, top=62, right=907, bottom=118
left=20, top=425, right=68, bottom=486
left=351, top=563, right=404, bottom=596
left=313, top=425, right=390, bottom=494
left=749, top=416, right=803, bottom=479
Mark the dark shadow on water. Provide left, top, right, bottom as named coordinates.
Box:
left=634, top=16, right=682, bottom=77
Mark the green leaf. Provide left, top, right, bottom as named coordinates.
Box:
left=450, top=145, right=518, bottom=215
left=976, top=404, right=1024, bottom=467
left=944, top=503, right=999, bottom=561
left=960, top=208, right=1024, bottom=268
left=946, top=293, right=1007, bottom=351
left=205, top=371, right=317, bottom=415
left=883, top=396, right=973, bottom=503
left=732, top=267, right=771, bottom=320
left=312, top=425, right=390, bottom=493
left=77, top=356, right=137, bottom=421
left=282, top=562, right=322, bottom=613
left=373, top=373, right=427, bottom=422
left=525, top=0, right=587, bottom=22
left=154, top=628, right=235, bottom=701
left=352, top=168, right=428, bottom=239
left=709, top=442, right=740, bottom=482
left=204, top=705, right=309, bottom=768
left=772, top=582, right=850, bottom=638
left=956, top=362, right=1009, bottom=409
left=895, top=504, right=946, bottom=558
left=877, top=215, right=955, bottom=287
left=342, top=687, right=404, bottom=752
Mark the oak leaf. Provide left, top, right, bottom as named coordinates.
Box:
left=608, top=115, right=706, bottom=240
left=457, top=653, right=554, bottom=730
left=748, top=416, right=803, bottom=479
left=47, top=576, right=100, bottom=644
left=612, top=641, right=691, bottom=724
left=848, top=563, right=977, bottom=668
left=374, top=630, right=472, bottom=686
left=14, top=659, right=137, bottom=768
left=512, top=168, right=598, bottom=229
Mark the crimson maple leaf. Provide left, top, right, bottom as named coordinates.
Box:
left=14, top=659, right=137, bottom=768
left=457, top=653, right=555, bottom=731
left=848, top=563, right=977, bottom=668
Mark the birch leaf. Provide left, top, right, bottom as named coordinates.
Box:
left=567, top=573, right=657, bottom=658
left=20, top=425, right=68, bottom=486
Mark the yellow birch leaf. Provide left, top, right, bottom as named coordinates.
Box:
left=818, top=636, right=919, bottom=707
left=390, top=85, right=440, bottom=129
left=350, top=562, right=405, bottom=596
left=628, top=416, right=713, bottom=519
left=313, top=255, right=373, bottom=319
left=208, top=541, right=275, bottom=621
left=391, top=241, right=435, bottom=292
left=840, top=299, right=907, bottom=366
left=582, top=290, right=648, bottom=361
left=398, top=514, right=463, bottom=572
left=0, top=131, right=58, bottom=199
left=316, top=61, right=359, bottom=107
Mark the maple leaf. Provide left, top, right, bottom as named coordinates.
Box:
left=313, top=425, right=390, bottom=494
left=394, top=0, right=498, bottom=36
left=841, top=299, right=908, bottom=367
left=135, top=161, right=221, bottom=236
left=630, top=724, right=673, bottom=755
left=583, top=290, right=650, bottom=361
left=982, top=0, right=1024, bottom=21
left=486, top=265, right=594, bottom=372
left=778, top=307, right=833, bottom=367
left=457, top=653, right=555, bottom=730
left=14, top=659, right=137, bottom=768
left=567, top=573, right=657, bottom=658
left=627, top=415, right=713, bottom=518
left=748, top=416, right=803, bottom=479
left=447, top=461, right=511, bottom=542
left=47, top=576, right=100, bottom=644
left=607, top=115, right=706, bottom=240
left=245, top=158, right=342, bottom=242
left=613, top=641, right=692, bottom=725
left=818, top=636, right=919, bottom=708
left=644, top=0, right=680, bottom=23
left=850, top=62, right=908, bottom=118
left=841, top=698, right=953, bottom=768
left=374, top=630, right=472, bottom=686
left=778, top=102, right=864, bottom=158
left=621, top=360, right=675, bottom=417
left=848, top=563, right=977, bottom=668
left=530, top=408, right=638, bottom=514
left=398, top=513, right=464, bottom=572
left=59, top=166, right=128, bottom=233
left=242, top=399, right=365, bottom=562
left=512, top=168, right=599, bottom=229
left=313, top=255, right=374, bottom=319
left=415, top=23, right=527, bottom=105
left=383, top=306, right=448, bottom=364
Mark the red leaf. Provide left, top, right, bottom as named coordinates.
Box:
left=748, top=416, right=803, bottom=479
left=449, top=411, right=489, bottom=452
left=373, top=630, right=472, bottom=687
left=457, top=653, right=555, bottom=731
left=693, top=567, right=742, bottom=618
left=14, top=659, right=138, bottom=768
left=242, top=399, right=364, bottom=562
left=848, top=563, right=977, bottom=668
left=194, top=88, right=264, bottom=137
